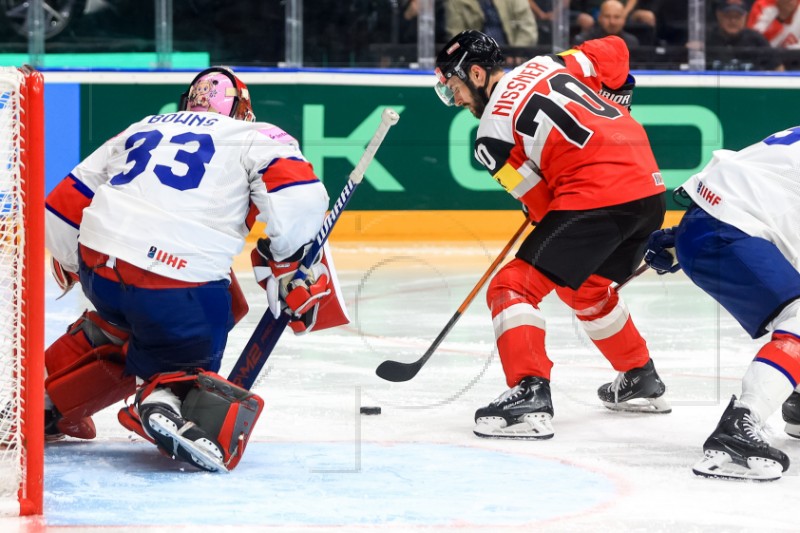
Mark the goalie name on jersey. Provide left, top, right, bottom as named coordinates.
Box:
left=147, top=112, right=219, bottom=127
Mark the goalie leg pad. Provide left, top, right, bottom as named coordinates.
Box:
left=181, top=372, right=265, bottom=470
left=131, top=371, right=264, bottom=471
left=44, top=311, right=134, bottom=439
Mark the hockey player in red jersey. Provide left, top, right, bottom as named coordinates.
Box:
left=434, top=31, right=670, bottom=439
left=43, top=67, right=345, bottom=471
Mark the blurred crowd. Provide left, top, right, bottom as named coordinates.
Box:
left=363, top=0, right=798, bottom=71
left=3, top=0, right=799, bottom=71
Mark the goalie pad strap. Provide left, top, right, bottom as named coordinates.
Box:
left=45, top=310, right=129, bottom=377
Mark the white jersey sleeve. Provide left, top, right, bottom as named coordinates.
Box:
left=682, top=127, right=800, bottom=268
left=44, top=139, right=117, bottom=272
left=243, top=124, right=328, bottom=261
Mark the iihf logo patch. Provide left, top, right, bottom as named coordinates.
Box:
left=696, top=180, right=721, bottom=206
left=147, top=245, right=188, bottom=270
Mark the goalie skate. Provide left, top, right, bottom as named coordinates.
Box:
left=597, top=359, right=671, bottom=413
left=692, top=395, right=789, bottom=482
left=781, top=391, right=800, bottom=439
left=140, top=404, right=227, bottom=473
left=474, top=376, right=555, bottom=440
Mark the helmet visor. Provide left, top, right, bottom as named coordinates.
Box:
left=434, top=81, right=455, bottom=107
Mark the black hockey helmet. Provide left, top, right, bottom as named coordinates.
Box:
left=434, top=30, right=503, bottom=106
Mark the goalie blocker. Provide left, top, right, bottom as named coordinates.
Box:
left=252, top=239, right=349, bottom=334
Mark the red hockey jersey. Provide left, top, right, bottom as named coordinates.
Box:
left=474, top=36, right=664, bottom=217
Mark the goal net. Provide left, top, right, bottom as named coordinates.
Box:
left=0, top=65, right=45, bottom=516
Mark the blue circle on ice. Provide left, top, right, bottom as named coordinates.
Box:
left=45, top=441, right=616, bottom=527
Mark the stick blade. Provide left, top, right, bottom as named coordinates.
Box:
left=375, top=360, right=422, bottom=382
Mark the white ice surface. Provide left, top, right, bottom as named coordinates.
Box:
left=5, top=243, right=799, bottom=532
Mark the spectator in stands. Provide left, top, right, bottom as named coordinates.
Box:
left=529, top=0, right=577, bottom=44
left=748, top=0, right=800, bottom=48
left=572, top=0, right=655, bottom=31
left=625, top=0, right=658, bottom=27
left=709, top=0, right=783, bottom=70
left=530, top=0, right=557, bottom=45
left=445, top=0, right=539, bottom=48
left=574, top=0, right=640, bottom=47
left=573, top=0, right=604, bottom=32
left=397, top=0, right=447, bottom=44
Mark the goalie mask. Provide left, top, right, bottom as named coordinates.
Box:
left=179, top=67, right=256, bottom=122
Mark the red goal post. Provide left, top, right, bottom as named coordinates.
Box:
left=0, top=65, right=45, bottom=516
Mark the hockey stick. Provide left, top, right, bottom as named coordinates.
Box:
left=614, top=263, right=649, bottom=292
left=374, top=235, right=651, bottom=383
left=228, top=108, right=401, bottom=390
left=374, top=218, right=531, bottom=383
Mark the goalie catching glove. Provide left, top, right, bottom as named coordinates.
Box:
left=251, top=238, right=332, bottom=333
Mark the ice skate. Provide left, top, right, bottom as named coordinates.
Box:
left=693, top=395, right=789, bottom=482
left=474, top=377, right=555, bottom=439
left=139, top=403, right=227, bottom=473
left=597, top=359, right=671, bottom=413
left=782, top=391, right=800, bottom=439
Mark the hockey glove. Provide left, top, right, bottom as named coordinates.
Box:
left=644, top=226, right=681, bottom=275
left=251, top=238, right=331, bottom=320
left=51, top=256, right=80, bottom=299
left=599, top=74, right=635, bottom=110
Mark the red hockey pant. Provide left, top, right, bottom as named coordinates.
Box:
left=487, top=259, right=650, bottom=387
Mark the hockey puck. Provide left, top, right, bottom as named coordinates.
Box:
left=360, top=406, right=381, bottom=415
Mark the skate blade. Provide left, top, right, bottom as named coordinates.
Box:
left=692, top=449, right=782, bottom=482
left=602, top=395, right=671, bottom=414
left=149, top=414, right=228, bottom=473
left=785, top=421, right=800, bottom=440
left=473, top=413, right=554, bottom=440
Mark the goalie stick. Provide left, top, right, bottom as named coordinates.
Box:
left=374, top=234, right=651, bottom=383
left=228, top=108, right=400, bottom=390
left=375, top=218, right=531, bottom=383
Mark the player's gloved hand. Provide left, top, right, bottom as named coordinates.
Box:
left=599, top=74, right=635, bottom=110
left=51, top=256, right=79, bottom=299
left=251, top=238, right=331, bottom=320
left=644, top=226, right=681, bottom=275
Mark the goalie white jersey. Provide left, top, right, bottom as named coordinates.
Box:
left=682, top=126, right=800, bottom=270
left=46, top=111, right=329, bottom=282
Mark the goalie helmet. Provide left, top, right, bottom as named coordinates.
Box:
left=179, top=67, right=256, bottom=122
left=434, top=30, right=503, bottom=107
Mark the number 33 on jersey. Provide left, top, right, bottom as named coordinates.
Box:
left=45, top=111, right=328, bottom=283
left=474, top=36, right=664, bottom=215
